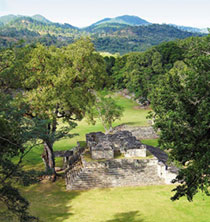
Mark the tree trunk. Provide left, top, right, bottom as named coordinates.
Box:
left=42, top=141, right=56, bottom=181
left=41, top=118, right=57, bottom=181
left=41, top=147, right=50, bottom=172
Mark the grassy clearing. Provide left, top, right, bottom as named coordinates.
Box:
left=99, top=52, right=119, bottom=57
left=8, top=93, right=210, bottom=222
left=21, top=179, right=210, bottom=222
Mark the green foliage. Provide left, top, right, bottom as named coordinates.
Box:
left=149, top=34, right=210, bottom=201
left=0, top=38, right=107, bottom=177
left=0, top=43, right=33, bottom=91
left=0, top=93, right=39, bottom=221
left=111, top=40, right=186, bottom=103
left=103, top=55, right=116, bottom=77
left=112, top=54, right=128, bottom=89
left=19, top=38, right=106, bottom=174
left=156, top=41, right=184, bottom=70
left=87, top=91, right=124, bottom=132
left=123, top=50, right=163, bottom=102
left=92, top=24, right=202, bottom=54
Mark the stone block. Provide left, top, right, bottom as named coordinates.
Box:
left=124, top=148, right=146, bottom=157
left=91, top=141, right=114, bottom=160
left=92, top=150, right=114, bottom=160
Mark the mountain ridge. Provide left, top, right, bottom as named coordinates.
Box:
left=32, top=14, right=52, bottom=24
left=88, top=15, right=150, bottom=28
left=0, top=14, right=208, bottom=33
left=0, top=14, right=205, bottom=54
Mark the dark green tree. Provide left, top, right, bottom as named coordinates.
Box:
left=123, top=50, right=163, bottom=103
left=112, top=54, right=128, bottom=89
left=20, top=39, right=106, bottom=179
left=149, top=35, right=210, bottom=201
left=0, top=93, right=40, bottom=222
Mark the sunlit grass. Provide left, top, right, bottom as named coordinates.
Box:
left=20, top=180, right=210, bottom=222
left=141, top=139, right=159, bottom=147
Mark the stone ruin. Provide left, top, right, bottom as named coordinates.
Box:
left=111, top=125, right=159, bottom=140
left=86, top=131, right=147, bottom=159
left=60, top=130, right=178, bottom=190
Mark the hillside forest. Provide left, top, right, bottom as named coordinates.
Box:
left=0, top=21, right=209, bottom=221
left=0, top=14, right=205, bottom=54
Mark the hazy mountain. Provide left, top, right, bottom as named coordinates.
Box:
left=84, top=22, right=129, bottom=33
left=9, top=16, right=78, bottom=29
left=88, top=15, right=150, bottom=28
left=4, top=16, right=79, bottom=38
left=88, top=15, right=208, bottom=34
left=0, top=14, right=52, bottom=25
left=32, top=14, right=52, bottom=24
left=0, top=14, right=77, bottom=31
left=0, top=14, right=205, bottom=54
left=169, top=24, right=208, bottom=34
left=0, top=14, right=22, bottom=25
left=115, top=15, right=150, bottom=25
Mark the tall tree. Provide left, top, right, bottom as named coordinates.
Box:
left=149, top=35, right=210, bottom=201
left=21, top=38, right=106, bottom=179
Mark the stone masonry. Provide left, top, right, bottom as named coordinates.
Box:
left=111, top=125, right=159, bottom=140
left=86, top=131, right=147, bottom=159
left=65, top=131, right=178, bottom=190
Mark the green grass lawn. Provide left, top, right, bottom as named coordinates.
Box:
left=21, top=179, right=210, bottom=222
left=5, top=93, right=210, bottom=222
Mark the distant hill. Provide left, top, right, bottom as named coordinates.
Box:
left=0, top=14, right=205, bottom=54
left=32, top=14, right=52, bottom=24
left=3, top=16, right=79, bottom=39
left=92, top=24, right=203, bottom=54
left=169, top=24, right=208, bottom=34
left=84, top=22, right=129, bottom=33
left=89, top=15, right=150, bottom=28
left=9, top=16, right=78, bottom=30
left=0, top=14, right=22, bottom=25
left=0, top=15, right=79, bottom=48
left=0, top=14, right=52, bottom=25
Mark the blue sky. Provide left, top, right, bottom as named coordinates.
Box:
left=0, top=0, right=209, bottom=28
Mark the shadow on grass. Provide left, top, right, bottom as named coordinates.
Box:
left=105, top=211, right=144, bottom=222
left=21, top=178, right=81, bottom=222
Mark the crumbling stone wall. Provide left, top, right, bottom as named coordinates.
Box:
left=64, top=131, right=178, bottom=190
left=66, top=157, right=165, bottom=190
left=86, top=131, right=147, bottom=159
left=54, top=143, right=85, bottom=169
left=124, top=145, right=147, bottom=158
left=112, top=125, right=158, bottom=140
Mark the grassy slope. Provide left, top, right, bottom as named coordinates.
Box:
left=22, top=179, right=210, bottom=222
left=5, top=93, right=210, bottom=222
